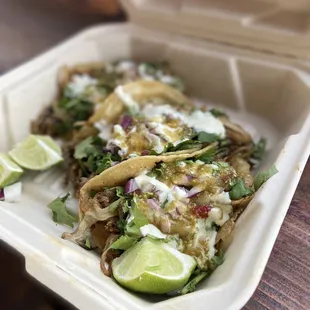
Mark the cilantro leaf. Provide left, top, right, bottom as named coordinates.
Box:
left=125, top=222, right=141, bottom=237
left=167, top=140, right=201, bottom=152
left=74, top=137, right=97, bottom=159
left=179, top=270, right=209, bottom=295
left=132, top=203, right=148, bottom=228
left=209, top=250, right=225, bottom=270
left=179, top=250, right=225, bottom=295
left=254, top=165, right=278, bottom=191
left=160, top=198, right=168, bottom=209
left=229, top=179, right=254, bottom=200
left=209, top=109, right=227, bottom=118
left=108, top=198, right=122, bottom=212
left=58, top=96, right=93, bottom=122
left=85, top=237, right=92, bottom=249
left=94, top=153, right=117, bottom=174
left=110, top=235, right=137, bottom=250
left=47, top=194, right=78, bottom=228
left=252, top=138, right=267, bottom=161
left=116, top=219, right=127, bottom=233
left=147, top=163, right=165, bottom=178
left=115, top=186, right=125, bottom=198
left=197, top=132, right=220, bottom=143
left=196, top=147, right=216, bottom=163
left=75, top=136, right=119, bottom=175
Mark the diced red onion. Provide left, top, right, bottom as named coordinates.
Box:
left=124, top=179, right=138, bottom=194
left=0, top=188, right=4, bottom=200
left=120, top=115, right=133, bottom=130
left=147, top=199, right=160, bottom=210
left=141, top=150, right=150, bottom=156
left=187, top=186, right=202, bottom=198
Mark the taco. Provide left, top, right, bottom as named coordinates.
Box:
left=62, top=143, right=276, bottom=295
left=31, top=60, right=185, bottom=138
left=63, top=79, right=254, bottom=193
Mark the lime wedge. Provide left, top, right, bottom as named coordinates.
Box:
left=9, top=135, right=63, bottom=170
left=0, top=153, right=23, bottom=187
left=112, top=237, right=196, bottom=294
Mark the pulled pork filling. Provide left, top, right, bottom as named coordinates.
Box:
left=62, top=145, right=263, bottom=276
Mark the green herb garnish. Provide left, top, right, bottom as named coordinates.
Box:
left=209, top=109, right=227, bottom=118
left=74, top=136, right=120, bottom=175
left=196, top=147, right=216, bottom=163
left=85, top=237, right=92, bottom=249
left=47, top=193, right=78, bottom=228
left=229, top=179, right=254, bottom=200
left=254, top=165, right=278, bottom=191
left=252, top=138, right=267, bottom=161
left=179, top=270, right=209, bottom=295
left=110, top=235, right=137, bottom=250
left=197, top=132, right=220, bottom=143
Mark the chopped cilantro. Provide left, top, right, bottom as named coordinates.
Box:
left=132, top=201, right=148, bottom=228
left=209, top=250, right=225, bottom=269
left=196, top=147, right=216, bottom=163
left=252, top=138, right=267, bottom=161
left=58, top=96, right=93, bottom=123
left=115, top=186, right=125, bottom=198
left=254, top=165, right=278, bottom=191
left=74, top=137, right=97, bottom=159
left=160, top=198, right=168, bottom=209
left=85, top=237, right=92, bottom=249
left=148, top=163, right=165, bottom=178
left=116, top=219, right=127, bottom=233
left=74, top=137, right=120, bottom=175
left=47, top=193, right=78, bottom=228
left=197, top=132, right=220, bottom=143
left=211, top=222, right=220, bottom=231
left=229, top=179, right=254, bottom=200
left=209, top=109, right=227, bottom=118
left=179, top=270, right=209, bottom=295
left=167, top=139, right=201, bottom=152
left=108, top=198, right=122, bottom=212
left=125, top=222, right=141, bottom=237
left=110, top=235, right=137, bottom=250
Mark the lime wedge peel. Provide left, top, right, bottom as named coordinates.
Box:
left=0, top=153, right=23, bottom=187
left=112, top=237, right=196, bottom=294
left=9, top=135, right=63, bottom=171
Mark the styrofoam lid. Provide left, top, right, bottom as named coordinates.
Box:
left=121, top=0, right=310, bottom=59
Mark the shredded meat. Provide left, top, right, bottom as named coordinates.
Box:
left=91, top=218, right=119, bottom=250
left=93, top=188, right=117, bottom=208
left=62, top=142, right=84, bottom=195
left=31, top=106, right=64, bottom=137
left=99, top=234, right=121, bottom=276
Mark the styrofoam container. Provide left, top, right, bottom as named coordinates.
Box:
left=1, top=1, right=310, bottom=309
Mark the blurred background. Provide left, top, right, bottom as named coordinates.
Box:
left=0, top=0, right=124, bottom=73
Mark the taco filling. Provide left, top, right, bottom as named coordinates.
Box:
left=29, top=59, right=277, bottom=296
left=62, top=145, right=277, bottom=294
left=63, top=79, right=254, bottom=193
left=95, top=100, right=225, bottom=158
left=31, top=61, right=185, bottom=138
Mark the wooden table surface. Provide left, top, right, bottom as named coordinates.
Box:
left=0, top=1, right=309, bottom=309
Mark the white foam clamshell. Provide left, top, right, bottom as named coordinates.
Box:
left=0, top=3, right=310, bottom=310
